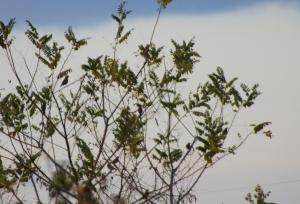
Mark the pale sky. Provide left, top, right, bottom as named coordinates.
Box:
left=1, top=1, right=300, bottom=203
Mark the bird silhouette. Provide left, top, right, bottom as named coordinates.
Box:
left=41, top=102, right=46, bottom=114
left=222, top=128, right=228, bottom=136
left=142, top=189, right=149, bottom=199
left=186, top=143, right=191, bottom=150
left=138, top=106, right=143, bottom=118
left=143, top=44, right=150, bottom=55
left=111, top=157, right=119, bottom=164
left=60, top=75, right=69, bottom=87
left=107, top=163, right=114, bottom=171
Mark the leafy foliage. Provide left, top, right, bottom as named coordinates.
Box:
left=170, top=38, right=201, bottom=74
left=157, top=0, right=174, bottom=9
left=64, top=26, right=90, bottom=50
left=251, top=122, right=273, bottom=138
left=111, top=1, right=133, bottom=44
left=0, top=2, right=272, bottom=204
left=0, top=18, right=16, bottom=48
left=245, top=184, right=276, bottom=204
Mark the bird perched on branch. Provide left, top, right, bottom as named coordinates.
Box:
left=142, top=189, right=149, bottom=199
left=107, top=163, right=114, bottom=171
left=186, top=142, right=191, bottom=150
left=138, top=105, right=143, bottom=119
left=143, top=44, right=150, bottom=55
left=60, top=75, right=69, bottom=87
left=222, top=127, right=228, bottom=136
left=41, top=102, right=46, bottom=114
left=111, top=157, right=119, bottom=164
left=99, top=177, right=108, bottom=186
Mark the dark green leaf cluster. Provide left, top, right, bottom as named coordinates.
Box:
left=15, top=153, right=41, bottom=182
left=0, top=18, right=16, bottom=49
left=153, top=147, right=168, bottom=162
left=111, top=1, right=133, bottom=44
left=20, top=85, right=51, bottom=117
left=245, top=184, right=276, bottom=204
left=183, top=68, right=267, bottom=162
left=57, top=69, right=72, bottom=80
left=138, top=44, right=164, bottom=66
left=250, top=122, right=273, bottom=138
left=162, top=149, right=183, bottom=168
left=170, top=38, right=201, bottom=74
left=85, top=105, right=105, bottom=120
left=160, top=94, right=184, bottom=117
left=152, top=133, right=177, bottom=146
left=14, top=84, right=60, bottom=138
left=113, top=107, right=145, bottom=158
left=25, top=21, right=65, bottom=69
left=82, top=56, right=105, bottom=80
left=75, top=137, right=95, bottom=176
left=82, top=56, right=137, bottom=89
left=0, top=156, right=19, bottom=191
left=194, top=113, right=227, bottom=163
left=0, top=2, right=273, bottom=203
left=152, top=132, right=180, bottom=167
left=59, top=93, right=72, bottom=115
left=241, top=83, right=261, bottom=107
left=0, top=93, right=27, bottom=137
left=157, top=0, right=174, bottom=9
left=64, top=26, right=90, bottom=50
left=0, top=152, right=41, bottom=193
left=253, top=122, right=271, bottom=134
left=189, top=67, right=261, bottom=108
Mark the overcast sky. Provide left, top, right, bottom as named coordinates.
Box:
left=1, top=0, right=299, bottom=27
left=1, top=0, right=300, bottom=203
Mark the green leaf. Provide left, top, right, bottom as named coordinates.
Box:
left=195, top=127, right=204, bottom=136
left=253, top=122, right=271, bottom=134
left=29, top=105, right=36, bottom=116
left=195, top=136, right=209, bottom=146
left=118, top=1, right=128, bottom=15
left=57, top=69, right=72, bottom=79
left=64, top=26, right=90, bottom=50
left=170, top=38, right=201, bottom=74
left=153, top=138, right=162, bottom=144
left=119, top=29, right=133, bottom=44
left=157, top=0, right=174, bottom=9
left=1, top=18, right=16, bottom=40
left=226, top=77, right=238, bottom=88
left=193, top=111, right=205, bottom=117
left=75, top=137, right=94, bottom=166
left=169, top=149, right=182, bottom=162
left=196, top=102, right=211, bottom=109
left=111, top=14, right=121, bottom=24
left=195, top=146, right=207, bottom=153
left=263, top=130, right=273, bottom=139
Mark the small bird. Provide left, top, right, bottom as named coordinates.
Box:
left=107, top=163, right=114, bottom=171
left=142, top=189, right=149, bottom=199
left=186, top=143, right=191, bottom=150
left=138, top=105, right=143, bottom=118
left=60, top=75, right=69, bottom=87
left=99, top=177, right=108, bottom=186
left=143, top=44, right=150, bottom=55
left=41, top=102, right=46, bottom=114
left=222, top=128, right=228, bottom=136
left=111, top=157, right=119, bottom=164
